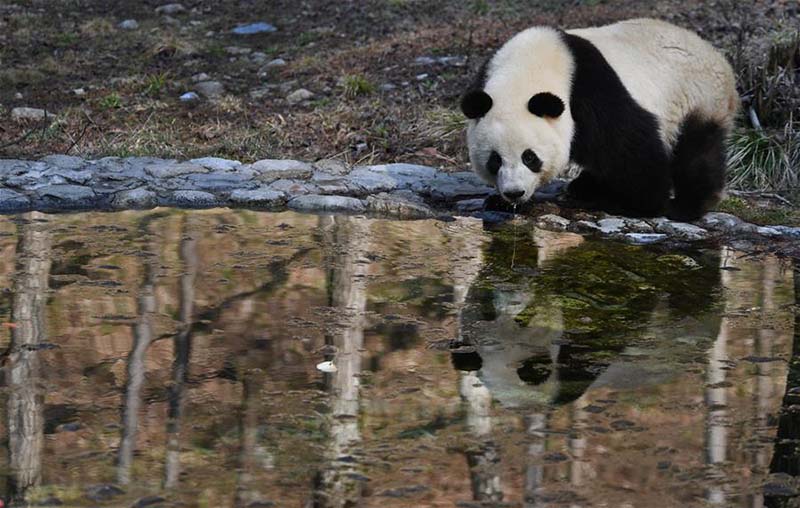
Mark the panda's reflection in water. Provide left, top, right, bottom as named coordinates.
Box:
left=449, top=224, right=723, bottom=504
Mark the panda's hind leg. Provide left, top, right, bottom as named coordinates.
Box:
left=668, top=113, right=727, bottom=222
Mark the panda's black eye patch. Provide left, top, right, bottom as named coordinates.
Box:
left=461, top=90, right=493, bottom=119
left=486, top=151, right=501, bottom=175
left=528, top=92, right=565, bottom=118
left=522, top=149, right=541, bottom=173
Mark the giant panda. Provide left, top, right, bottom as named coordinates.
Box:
left=461, top=18, right=739, bottom=221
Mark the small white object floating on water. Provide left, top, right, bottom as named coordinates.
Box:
left=316, top=361, right=337, bottom=373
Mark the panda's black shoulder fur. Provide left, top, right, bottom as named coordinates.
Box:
left=561, top=32, right=672, bottom=217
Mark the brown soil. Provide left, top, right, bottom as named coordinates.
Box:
left=0, top=0, right=795, bottom=169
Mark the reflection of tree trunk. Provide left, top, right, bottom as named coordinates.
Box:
left=234, top=369, right=267, bottom=508
left=312, top=216, right=370, bottom=508
left=6, top=212, right=51, bottom=501
left=524, top=413, right=548, bottom=508
left=460, top=372, right=504, bottom=502
left=768, top=261, right=800, bottom=479
left=706, top=248, right=732, bottom=505
left=754, top=258, right=777, bottom=474
left=117, top=219, right=159, bottom=485
left=165, top=216, right=199, bottom=489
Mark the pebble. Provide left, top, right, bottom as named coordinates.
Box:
left=232, top=22, right=277, bottom=35
left=154, top=3, right=185, bottom=15
left=379, top=83, right=397, bottom=92
left=265, top=58, right=287, bottom=67
left=179, top=91, right=199, bottom=101
left=651, top=218, right=709, bottom=241
left=536, top=214, right=571, bottom=232
left=286, top=88, right=313, bottom=104
left=118, top=19, right=139, bottom=30
left=11, top=107, right=51, bottom=121
left=191, top=72, right=210, bottom=82
left=195, top=80, right=224, bottom=99
left=73, top=88, right=86, bottom=96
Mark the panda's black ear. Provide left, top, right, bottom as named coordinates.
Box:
left=528, top=92, right=565, bottom=118
left=461, top=90, right=493, bottom=119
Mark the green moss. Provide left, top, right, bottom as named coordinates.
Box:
left=716, top=196, right=800, bottom=226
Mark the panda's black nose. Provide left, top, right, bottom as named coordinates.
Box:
left=502, top=189, right=525, bottom=201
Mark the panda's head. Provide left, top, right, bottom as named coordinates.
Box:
left=460, top=27, right=575, bottom=204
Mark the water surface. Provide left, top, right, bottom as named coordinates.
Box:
left=0, top=210, right=796, bottom=507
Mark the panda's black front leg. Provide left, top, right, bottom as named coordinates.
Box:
left=566, top=170, right=604, bottom=203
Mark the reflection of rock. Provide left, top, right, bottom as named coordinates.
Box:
left=454, top=225, right=723, bottom=408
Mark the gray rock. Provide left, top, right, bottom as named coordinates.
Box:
left=229, top=188, right=286, bottom=208
left=118, top=19, right=139, bottom=30
left=624, top=233, right=668, bottom=245
left=286, top=88, right=313, bottom=104
left=379, top=83, right=397, bottom=92
left=231, top=22, right=277, bottom=35
left=155, top=3, right=185, bottom=14
left=40, top=154, right=85, bottom=170
left=536, top=214, right=571, bottom=232
left=699, top=212, right=743, bottom=231
left=0, top=159, right=33, bottom=175
left=365, top=193, right=434, bottom=219
left=426, top=172, right=493, bottom=202
left=195, top=81, right=225, bottom=99
left=251, top=51, right=268, bottom=64
left=191, top=72, right=210, bottom=83
left=184, top=172, right=255, bottom=192
left=313, top=158, right=350, bottom=176
left=225, top=46, right=252, bottom=55
left=12, top=107, right=52, bottom=121
left=771, top=226, right=800, bottom=239
left=569, top=220, right=601, bottom=234
left=597, top=218, right=627, bottom=234
left=756, top=226, right=782, bottom=237
left=42, top=167, right=93, bottom=185
left=348, top=167, right=398, bottom=193
left=171, top=190, right=218, bottom=208
left=314, top=178, right=359, bottom=196
left=268, top=179, right=313, bottom=195
left=534, top=179, right=568, bottom=201
left=288, top=195, right=366, bottom=213
left=180, top=91, right=199, bottom=102
left=112, top=187, right=157, bottom=209
left=651, top=218, right=709, bottom=241
left=73, top=88, right=86, bottom=96
left=0, top=188, right=31, bottom=211
left=36, top=184, right=97, bottom=207
left=265, top=58, right=286, bottom=67
left=251, top=159, right=314, bottom=182
left=145, top=162, right=207, bottom=179
left=189, top=157, right=241, bottom=171
left=455, top=198, right=485, bottom=214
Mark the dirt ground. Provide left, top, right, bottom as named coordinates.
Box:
left=0, top=0, right=795, bottom=164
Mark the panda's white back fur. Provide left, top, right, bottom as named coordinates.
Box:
left=568, top=19, right=738, bottom=147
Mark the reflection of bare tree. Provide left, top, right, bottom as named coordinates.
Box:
left=6, top=212, right=51, bottom=501
left=234, top=368, right=268, bottom=508
left=117, top=216, right=160, bottom=485
left=768, top=261, right=800, bottom=484
left=312, top=215, right=370, bottom=508
left=706, top=248, right=732, bottom=505
left=165, top=216, right=199, bottom=488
